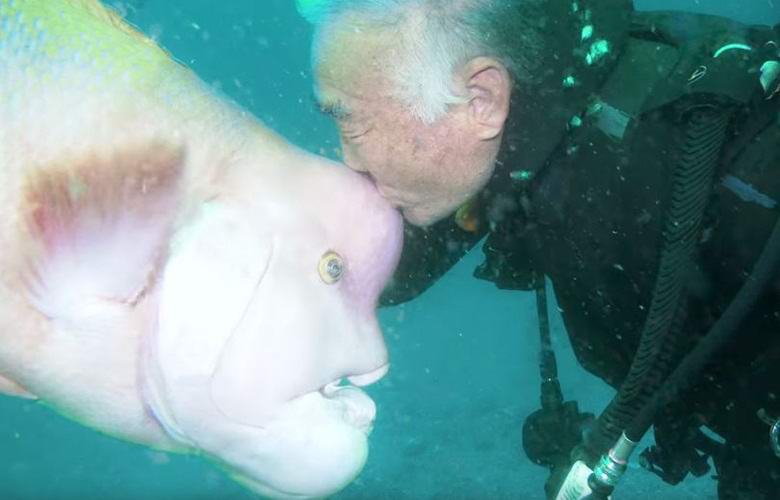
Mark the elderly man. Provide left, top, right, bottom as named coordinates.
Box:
left=300, top=0, right=780, bottom=498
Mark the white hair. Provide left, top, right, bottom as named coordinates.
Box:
left=311, top=0, right=545, bottom=124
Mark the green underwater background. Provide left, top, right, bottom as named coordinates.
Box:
left=2, top=1, right=780, bottom=499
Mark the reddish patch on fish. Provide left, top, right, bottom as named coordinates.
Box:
left=19, top=141, right=186, bottom=314
left=23, top=142, right=183, bottom=247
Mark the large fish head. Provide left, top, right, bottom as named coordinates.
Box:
left=141, top=150, right=403, bottom=498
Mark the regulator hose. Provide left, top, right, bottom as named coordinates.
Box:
left=589, top=104, right=734, bottom=455
left=626, top=213, right=780, bottom=442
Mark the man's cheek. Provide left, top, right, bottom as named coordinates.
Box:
left=354, top=145, right=387, bottom=179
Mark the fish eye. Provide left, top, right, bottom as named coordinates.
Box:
left=318, top=250, right=345, bottom=284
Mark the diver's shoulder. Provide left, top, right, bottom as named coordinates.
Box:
left=628, top=10, right=765, bottom=46
left=613, top=10, right=779, bottom=113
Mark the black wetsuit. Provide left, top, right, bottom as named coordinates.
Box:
left=381, top=11, right=780, bottom=499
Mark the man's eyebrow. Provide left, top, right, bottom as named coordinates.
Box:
left=314, top=96, right=352, bottom=120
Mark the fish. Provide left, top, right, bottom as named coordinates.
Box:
left=0, top=1, right=403, bottom=498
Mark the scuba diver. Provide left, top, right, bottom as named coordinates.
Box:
left=300, top=0, right=780, bottom=497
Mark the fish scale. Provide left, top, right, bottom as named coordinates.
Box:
left=0, top=0, right=168, bottom=80
left=0, top=0, right=227, bottom=130
left=1, top=0, right=256, bottom=184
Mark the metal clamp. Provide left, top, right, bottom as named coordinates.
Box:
left=591, top=433, right=639, bottom=488
left=760, top=60, right=780, bottom=99
left=757, top=408, right=780, bottom=458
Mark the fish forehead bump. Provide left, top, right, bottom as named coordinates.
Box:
left=282, top=159, right=403, bottom=305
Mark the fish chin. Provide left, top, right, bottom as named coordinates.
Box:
left=209, top=378, right=384, bottom=497
left=214, top=390, right=373, bottom=499
left=142, top=364, right=375, bottom=498
left=229, top=472, right=316, bottom=500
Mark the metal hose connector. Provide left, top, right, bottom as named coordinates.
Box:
left=591, top=433, right=639, bottom=489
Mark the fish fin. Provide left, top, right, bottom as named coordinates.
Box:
left=19, top=141, right=185, bottom=324
left=0, top=375, right=38, bottom=400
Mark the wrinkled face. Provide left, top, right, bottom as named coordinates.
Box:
left=314, top=23, right=498, bottom=226
left=141, top=153, right=403, bottom=498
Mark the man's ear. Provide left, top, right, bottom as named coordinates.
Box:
left=461, top=57, right=512, bottom=141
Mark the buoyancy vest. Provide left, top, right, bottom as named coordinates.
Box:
left=477, top=10, right=780, bottom=453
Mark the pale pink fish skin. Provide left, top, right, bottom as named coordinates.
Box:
left=0, top=1, right=403, bottom=498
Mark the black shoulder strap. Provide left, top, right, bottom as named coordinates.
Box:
left=591, top=11, right=780, bottom=138
left=634, top=11, right=780, bottom=110
left=590, top=36, right=679, bottom=141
